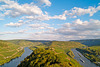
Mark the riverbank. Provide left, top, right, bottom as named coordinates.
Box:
left=0, top=47, right=33, bottom=67
left=76, top=46, right=100, bottom=66
left=0, top=47, right=24, bottom=65
left=71, top=49, right=99, bottom=67
left=0, top=40, right=41, bottom=66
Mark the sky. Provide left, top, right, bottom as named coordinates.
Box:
left=0, top=0, right=100, bottom=41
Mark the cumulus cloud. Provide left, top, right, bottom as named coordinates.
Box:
left=35, top=0, right=51, bottom=6
left=54, top=19, right=100, bottom=39
left=0, top=0, right=66, bottom=21
left=1, top=0, right=100, bottom=21
left=3, top=19, right=100, bottom=40
left=29, top=23, right=54, bottom=30
left=0, top=0, right=43, bottom=17
left=30, top=19, right=100, bottom=40
left=0, top=29, right=27, bottom=35
left=0, top=0, right=100, bottom=40
left=63, top=5, right=100, bottom=18
left=5, top=22, right=23, bottom=27
left=24, top=13, right=66, bottom=21
left=23, top=5, right=100, bottom=21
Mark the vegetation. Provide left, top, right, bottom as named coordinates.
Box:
left=76, top=46, right=100, bottom=66
left=71, top=39, right=100, bottom=46
left=29, top=42, right=51, bottom=51
left=0, top=40, right=86, bottom=67
left=18, top=41, right=85, bottom=67
left=18, top=48, right=80, bottom=67
left=0, top=40, right=41, bottom=65
left=0, top=40, right=24, bottom=65
left=6, top=40, right=42, bottom=47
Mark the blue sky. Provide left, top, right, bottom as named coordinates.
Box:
left=0, top=0, right=100, bottom=40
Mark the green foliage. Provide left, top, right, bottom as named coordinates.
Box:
left=0, top=40, right=84, bottom=67
left=18, top=48, right=60, bottom=67
left=18, top=48, right=80, bottom=67
left=6, top=40, right=42, bottom=47
left=0, top=40, right=41, bottom=65
left=49, top=41, right=84, bottom=67
left=76, top=46, right=100, bottom=66
left=0, top=40, right=8, bottom=47
left=72, top=39, right=100, bottom=46
left=18, top=41, right=84, bottom=67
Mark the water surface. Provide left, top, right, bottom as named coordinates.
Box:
left=71, top=49, right=99, bottom=67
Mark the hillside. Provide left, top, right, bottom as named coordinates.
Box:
left=6, top=40, right=42, bottom=47
left=0, top=40, right=24, bottom=65
left=27, top=40, right=52, bottom=43
left=0, top=40, right=42, bottom=65
left=76, top=46, right=100, bottom=66
left=50, top=41, right=85, bottom=52
left=71, top=39, right=100, bottom=46
left=19, top=41, right=85, bottom=67
left=18, top=47, right=82, bottom=67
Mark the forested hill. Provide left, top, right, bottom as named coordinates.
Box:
left=0, top=40, right=42, bottom=65
left=27, top=40, right=51, bottom=43
left=6, top=40, right=42, bottom=46
left=19, top=41, right=85, bottom=67
left=71, top=39, right=100, bottom=46
left=6, top=40, right=51, bottom=44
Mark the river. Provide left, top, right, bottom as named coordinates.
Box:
left=0, top=47, right=33, bottom=67
left=0, top=48, right=99, bottom=67
left=71, top=49, right=99, bottom=67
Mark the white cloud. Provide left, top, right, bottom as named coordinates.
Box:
left=63, top=5, right=100, bottom=18
left=29, top=19, right=100, bottom=40
left=3, top=19, right=100, bottom=40
left=0, top=18, right=4, bottom=20
left=0, top=30, right=27, bottom=35
left=1, top=0, right=100, bottom=21
left=23, top=12, right=66, bottom=21
left=29, top=23, right=54, bottom=30
left=0, top=0, right=66, bottom=21
left=29, top=33, right=60, bottom=40
left=18, top=20, right=24, bottom=23
left=0, top=0, right=43, bottom=17
left=35, top=0, right=51, bottom=6
left=54, top=19, right=100, bottom=39
left=23, top=5, right=100, bottom=21
left=5, top=22, right=23, bottom=27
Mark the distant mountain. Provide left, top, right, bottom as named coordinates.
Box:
left=5, top=39, right=52, bottom=43
left=6, top=40, right=42, bottom=46
left=71, top=39, right=100, bottom=46
left=27, top=40, right=52, bottom=43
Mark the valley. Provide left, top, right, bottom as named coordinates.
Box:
left=0, top=39, right=100, bottom=67
left=0, top=40, right=41, bottom=65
